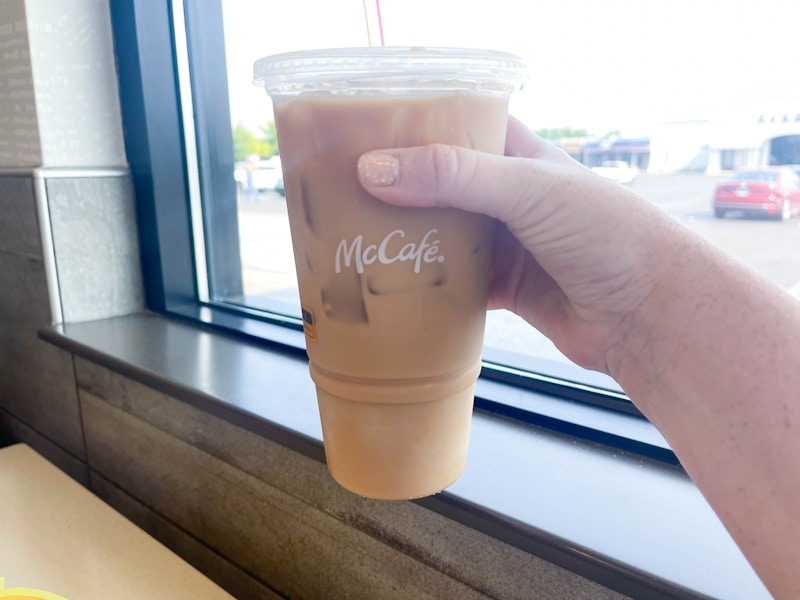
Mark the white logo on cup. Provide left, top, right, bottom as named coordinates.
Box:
left=335, top=229, right=445, bottom=274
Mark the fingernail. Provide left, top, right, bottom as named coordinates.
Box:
left=358, top=152, right=399, bottom=186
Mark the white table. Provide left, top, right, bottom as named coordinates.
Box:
left=0, top=443, right=234, bottom=599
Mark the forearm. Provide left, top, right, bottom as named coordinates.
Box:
left=610, top=227, right=800, bottom=599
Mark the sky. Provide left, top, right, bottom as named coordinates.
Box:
left=221, top=0, right=800, bottom=138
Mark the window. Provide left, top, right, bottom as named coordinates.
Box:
left=111, top=0, right=800, bottom=462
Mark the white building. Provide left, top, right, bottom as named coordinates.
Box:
left=648, top=100, right=800, bottom=174
left=566, top=97, right=800, bottom=175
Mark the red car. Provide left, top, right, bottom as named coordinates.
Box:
left=713, top=166, right=800, bottom=220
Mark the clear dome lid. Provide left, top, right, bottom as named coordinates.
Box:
left=253, top=46, right=528, bottom=98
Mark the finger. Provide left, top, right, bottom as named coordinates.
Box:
left=357, top=143, right=546, bottom=225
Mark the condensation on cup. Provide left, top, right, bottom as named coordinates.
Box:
left=254, top=47, right=527, bottom=499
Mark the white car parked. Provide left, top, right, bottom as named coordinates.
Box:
left=591, top=160, right=638, bottom=185
left=234, top=156, right=284, bottom=195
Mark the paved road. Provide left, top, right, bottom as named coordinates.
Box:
left=631, top=174, right=800, bottom=291
left=237, top=192, right=296, bottom=295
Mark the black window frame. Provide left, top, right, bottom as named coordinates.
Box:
left=110, top=0, right=676, bottom=465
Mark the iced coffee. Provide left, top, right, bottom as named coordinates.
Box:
left=254, top=47, right=526, bottom=499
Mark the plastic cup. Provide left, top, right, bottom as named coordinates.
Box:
left=254, top=47, right=526, bottom=499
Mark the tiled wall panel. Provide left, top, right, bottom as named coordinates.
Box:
left=90, top=470, right=283, bottom=600
left=0, top=406, right=88, bottom=485
left=0, top=174, right=85, bottom=460
left=46, top=176, right=144, bottom=323
left=0, top=176, right=41, bottom=258
left=0, top=0, right=41, bottom=167
left=0, top=257, right=84, bottom=457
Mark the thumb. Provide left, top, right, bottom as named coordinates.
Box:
left=357, top=144, right=540, bottom=224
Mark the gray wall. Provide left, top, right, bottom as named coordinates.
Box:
left=0, top=1, right=627, bottom=598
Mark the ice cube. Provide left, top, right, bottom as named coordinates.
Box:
left=321, top=270, right=369, bottom=323
left=366, top=263, right=447, bottom=296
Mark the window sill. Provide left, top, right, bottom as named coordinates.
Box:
left=40, top=312, right=769, bottom=600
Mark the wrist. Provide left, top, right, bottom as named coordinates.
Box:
left=602, top=219, right=695, bottom=407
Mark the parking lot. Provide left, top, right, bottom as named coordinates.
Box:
left=631, top=174, right=800, bottom=292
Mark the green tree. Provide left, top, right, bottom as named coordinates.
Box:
left=232, top=121, right=278, bottom=162
left=259, top=121, right=279, bottom=156
left=534, top=126, right=591, bottom=140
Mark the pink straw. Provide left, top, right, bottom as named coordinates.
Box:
left=375, top=0, right=385, bottom=46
